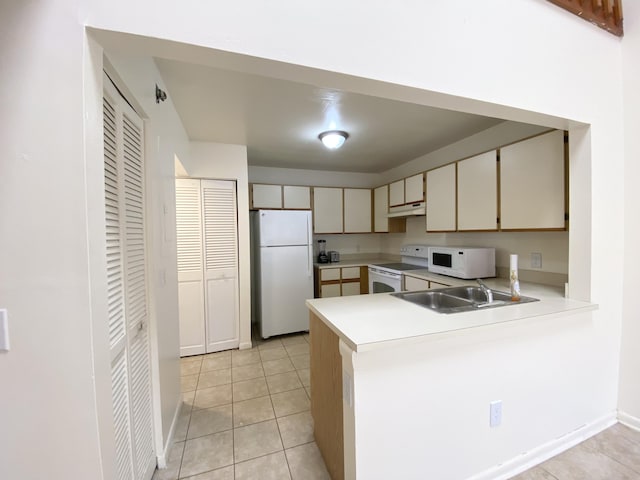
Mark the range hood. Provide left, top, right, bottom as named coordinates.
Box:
left=387, top=202, right=426, bottom=218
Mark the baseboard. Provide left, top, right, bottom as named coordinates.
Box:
left=239, top=341, right=253, bottom=350
left=618, top=411, right=640, bottom=431
left=467, top=412, right=617, bottom=480
left=156, top=395, right=183, bottom=469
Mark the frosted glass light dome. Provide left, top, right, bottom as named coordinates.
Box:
left=319, top=130, right=349, bottom=149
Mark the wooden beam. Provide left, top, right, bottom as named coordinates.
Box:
left=547, top=0, right=623, bottom=36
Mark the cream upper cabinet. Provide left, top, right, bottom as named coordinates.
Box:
left=344, top=188, right=372, bottom=233
left=404, top=173, right=424, bottom=204
left=251, top=184, right=282, bottom=209
left=283, top=185, right=311, bottom=209
left=426, top=163, right=457, bottom=232
left=373, top=185, right=389, bottom=233
left=457, top=151, right=498, bottom=231
left=500, top=130, right=565, bottom=230
left=313, top=187, right=344, bottom=233
left=389, top=180, right=405, bottom=207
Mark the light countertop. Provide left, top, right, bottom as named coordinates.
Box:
left=306, top=277, right=597, bottom=352
left=314, top=257, right=394, bottom=269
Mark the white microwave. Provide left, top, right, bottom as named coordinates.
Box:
left=428, top=247, right=495, bottom=279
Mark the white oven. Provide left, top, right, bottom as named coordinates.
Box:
left=368, top=245, right=431, bottom=294
left=368, top=266, right=403, bottom=293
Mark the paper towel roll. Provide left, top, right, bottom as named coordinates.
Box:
left=510, top=254, right=518, bottom=272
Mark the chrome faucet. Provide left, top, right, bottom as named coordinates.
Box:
left=477, top=279, right=493, bottom=304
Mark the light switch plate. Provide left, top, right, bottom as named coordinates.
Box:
left=531, top=252, right=542, bottom=269
left=0, top=309, right=9, bottom=351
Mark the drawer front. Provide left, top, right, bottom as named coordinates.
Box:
left=429, top=281, right=451, bottom=289
left=320, top=268, right=341, bottom=281
left=404, top=275, right=430, bottom=291
left=341, top=281, right=361, bottom=296
left=321, top=283, right=341, bottom=298
left=341, top=267, right=361, bottom=280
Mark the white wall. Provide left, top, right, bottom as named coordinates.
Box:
left=0, top=2, right=104, bottom=478
left=104, top=52, right=189, bottom=460
left=249, top=165, right=381, bottom=188
left=186, top=142, right=252, bottom=350
left=0, top=0, right=633, bottom=478
left=619, top=4, right=640, bottom=427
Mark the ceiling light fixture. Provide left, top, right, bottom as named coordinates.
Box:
left=319, top=130, right=349, bottom=150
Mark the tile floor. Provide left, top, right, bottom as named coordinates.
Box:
left=156, top=330, right=640, bottom=480
left=512, top=422, right=640, bottom=479
left=153, top=332, right=330, bottom=480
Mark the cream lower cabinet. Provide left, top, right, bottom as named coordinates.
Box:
left=316, top=266, right=367, bottom=297
left=404, top=274, right=451, bottom=291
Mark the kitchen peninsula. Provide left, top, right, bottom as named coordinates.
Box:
left=306, top=282, right=597, bottom=480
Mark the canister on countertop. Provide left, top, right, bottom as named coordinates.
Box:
left=510, top=254, right=521, bottom=301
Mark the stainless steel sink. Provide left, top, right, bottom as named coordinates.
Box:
left=391, top=285, right=538, bottom=314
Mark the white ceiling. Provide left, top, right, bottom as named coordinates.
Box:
left=155, top=58, right=505, bottom=174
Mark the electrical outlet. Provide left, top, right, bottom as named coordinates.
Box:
left=531, top=252, right=542, bottom=269
left=490, top=400, right=502, bottom=427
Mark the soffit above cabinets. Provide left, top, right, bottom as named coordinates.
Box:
left=154, top=58, right=504, bottom=174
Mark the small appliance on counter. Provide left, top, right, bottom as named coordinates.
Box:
left=317, top=239, right=329, bottom=263
left=329, top=251, right=340, bottom=263
left=428, top=246, right=495, bottom=279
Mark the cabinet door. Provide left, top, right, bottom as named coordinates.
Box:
left=405, top=173, right=424, bottom=204
left=341, top=267, right=361, bottom=280
left=404, top=275, right=430, bottom=291
left=457, top=151, right=498, bottom=231
left=283, top=185, right=311, bottom=209
left=426, top=163, right=457, bottom=232
left=320, top=268, right=341, bottom=281
left=341, top=282, right=361, bottom=296
left=373, top=185, right=389, bottom=233
left=252, top=184, right=282, bottom=209
left=389, top=180, right=405, bottom=207
left=500, top=130, right=565, bottom=230
left=428, top=281, right=451, bottom=289
left=344, top=188, right=372, bottom=233
left=313, top=187, right=344, bottom=233
left=321, top=283, right=341, bottom=298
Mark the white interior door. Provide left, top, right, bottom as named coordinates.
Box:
left=104, top=76, right=155, bottom=480
left=202, top=180, right=240, bottom=353
left=175, top=179, right=206, bottom=357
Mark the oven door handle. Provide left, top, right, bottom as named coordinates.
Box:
left=368, top=268, right=402, bottom=280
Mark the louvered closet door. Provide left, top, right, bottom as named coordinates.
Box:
left=201, top=180, right=240, bottom=352
left=175, top=179, right=206, bottom=356
left=104, top=76, right=156, bottom=480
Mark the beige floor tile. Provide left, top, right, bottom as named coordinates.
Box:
left=181, top=358, right=203, bottom=376
left=179, top=465, right=234, bottom=479
left=304, top=386, right=311, bottom=399
left=277, top=411, right=314, bottom=449
left=180, top=431, right=233, bottom=478
left=284, top=343, right=309, bottom=357
left=181, top=374, right=199, bottom=393
left=259, top=346, right=289, bottom=362
left=234, top=419, right=284, bottom=463
left=582, top=424, right=640, bottom=473
left=231, top=349, right=262, bottom=367
left=232, top=377, right=269, bottom=402
left=541, top=442, right=639, bottom=480
left=296, top=369, right=310, bottom=387
left=232, top=363, right=265, bottom=382
left=187, top=404, right=233, bottom=439
left=204, top=350, right=231, bottom=359
left=271, top=388, right=310, bottom=418
left=303, top=334, right=310, bottom=343
left=201, top=355, right=231, bottom=373
left=285, top=442, right=330, bottom=480
left=233, top=395, right=275, bottom=428
left=234, top=451, right=291, bottom=480
left=266, top=371, right=303, bottom=394
left=173, top=409, right=191, bottom=443
left=289, top=354, right=309, bottom=370
left=152, top=441, right=184, bottom=480
left=182, top=391, right=196, bottom=409
left=197, top=369, right=232, bottom=389
left=509, top=466, right=558, bottom=480
left=280, top=334, right=307, bottom=346
left=193, top=385, right=232, bottom=410
left=257, top=338, right=284, bottom=350
left=263, top=358, right=295, bottom=376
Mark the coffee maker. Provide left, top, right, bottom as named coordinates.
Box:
left=317, top=239, right=329, bottom=264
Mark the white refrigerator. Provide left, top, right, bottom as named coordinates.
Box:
left=252, top=210, right=314, bottom=338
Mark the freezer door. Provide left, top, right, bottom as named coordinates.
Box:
left=258, top=210, right=312, bottom=247
left=259, top=244, right=313, bottom=338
